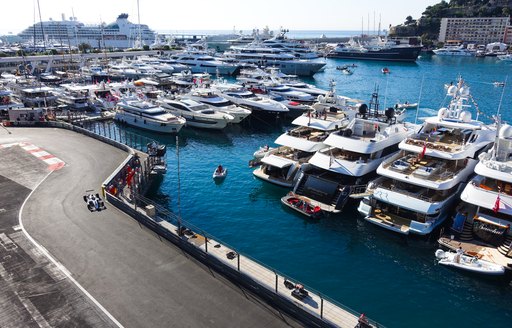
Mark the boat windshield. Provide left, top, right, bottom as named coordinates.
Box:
left=191, top=104, right=210, bottom=111
left=146, top=109, right=168, bottom=116
left=207, top=100, right=232, bottom=107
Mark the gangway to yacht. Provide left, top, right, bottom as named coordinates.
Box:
left=348, top=184, right=372, bottom=199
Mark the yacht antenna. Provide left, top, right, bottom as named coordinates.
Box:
left=36, top=0, right=46, bottom=51
left=492, top=115, right=501, bottom=160
left=361, top=16, right=364, bottom=39
left=496, top=75, right=507, bottom=118
left=367, top=12, right=370, bottom=38
left=373, top=11, right=376, bottom=36
left=71, top=8, right=79, bottom=49
left=176, top=135, right=182, bottom=231
left=137, top=0, right=142, bottom=48
left=383, top=73, right=389, bottom=109
left=33, top=0, right=36, bottom=49
left=378, top=14, right=381, bottom=37
left=415, top=75, right=424, bottom=125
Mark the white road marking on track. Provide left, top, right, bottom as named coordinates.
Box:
left=18, top=171, right=124, bottom=328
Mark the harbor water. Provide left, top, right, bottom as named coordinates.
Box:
left=110, top=54, right=512, bottom=328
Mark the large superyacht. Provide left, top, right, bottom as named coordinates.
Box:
left=359, top=79, right=495, bottom=236
left=253, top=108, right=350, bottom=188
left=438, top=121, right=512, bottom=264
left=290, top=97, right=417, bottom=214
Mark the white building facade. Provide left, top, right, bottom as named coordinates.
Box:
left=438, top=16, right=510, bottom=44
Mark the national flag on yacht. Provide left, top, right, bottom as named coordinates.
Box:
left=493, top=194, right=501, bottom=213
left=419, top=142, right=427, bottom=159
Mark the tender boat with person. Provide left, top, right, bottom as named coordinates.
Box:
left=394, top=101, right=418, bottom=109
left=213, top=165, right=227, bottom=179
left=434, top=249, right=506, bottom=276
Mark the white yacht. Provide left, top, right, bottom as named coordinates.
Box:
left=440, top=122, right=512, bottom=258
left=497, top=54, right=512, bottom=61
left=55, top=84, right=91, bottom=110
left=0, top=88, right=24, bottom=111
left=224, top=44, right=326, bottom=76
left=359, top=79, right=495, bottom=235
left=212, top=82, right=289, bottom=117
left=311, top=80, right=356, bottom=114
left=187, top=88, right=251, bottom=123
left=115, top=97, right=186, bottom=133
left=433, top=45, right=475, bottom=56
left=158, top=96, right=234, bottom=130
left=291, top=108, right=417, bottom=213
left=169, top=51, right=239, bottom=75
left=253, top=109, right=350, bottom=188
left=260, top=29, right=320, bottom=59
left=14, top=86, right=58, bottom=108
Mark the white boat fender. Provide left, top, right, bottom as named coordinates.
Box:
left=435, top=249, right=446, bottom=259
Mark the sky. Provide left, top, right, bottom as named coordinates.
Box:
left=0, top=0, right=440, bottom=35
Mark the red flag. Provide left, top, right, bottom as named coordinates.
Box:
left=419, top=142, right=427, bottom=159
left=493, top=194, right=501, bottom=213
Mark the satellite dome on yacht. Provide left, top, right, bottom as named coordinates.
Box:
left=499, top=124, right=512, bottom=139
left=459, top=110, right=472, bottom=123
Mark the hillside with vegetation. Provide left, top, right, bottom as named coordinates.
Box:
left=390, top=0, right=512, bottom=46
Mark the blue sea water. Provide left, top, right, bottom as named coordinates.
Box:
left=120, top=55, right=512, bottom=328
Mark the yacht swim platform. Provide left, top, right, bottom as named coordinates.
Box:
left=365, top=211, right=411, bottom=234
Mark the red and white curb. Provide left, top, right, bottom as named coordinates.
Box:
left=0, top=142, right=65, bottom=171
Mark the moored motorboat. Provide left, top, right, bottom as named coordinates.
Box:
left=435, top=249, right=506, bottom=276
left=394, top=101, right=418, bottom=109
left=253, top=145, right=274, bottom=160
left=280, top=192, right=323, bottom=218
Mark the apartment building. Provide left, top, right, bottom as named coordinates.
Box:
left=438, top=16, right=510, bottom=44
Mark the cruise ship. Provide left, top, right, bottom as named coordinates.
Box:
left=18, top=14, right=155, bottom=49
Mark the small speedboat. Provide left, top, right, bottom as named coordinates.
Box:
left=213, top=167, right=227, bottom=179
left=253, top=145, right=274, bottom=160
left=281, top=192, right=322, bottom=218
left=340, top=68, right=353, bottom=75
left=381, top=67, right=390, bottom=74
left=394, top=102, right=418, bottom=109
left=435, top=249, right=506, bottom=276
left=493, top=81, right=505, bottom=87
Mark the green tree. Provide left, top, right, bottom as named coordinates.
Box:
left=78, top=43, right=91, bottom=53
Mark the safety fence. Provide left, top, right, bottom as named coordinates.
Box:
left=106, top=191, right=386, bottom=328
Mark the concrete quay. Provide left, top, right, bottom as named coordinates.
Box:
left=0, top=126, right=303, bottom=328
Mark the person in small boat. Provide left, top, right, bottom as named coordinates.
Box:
left=455, top=247, right=463, bottom=263
left=216, top=165, right=224, bottom=174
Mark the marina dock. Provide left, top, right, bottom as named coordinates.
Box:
left=0, top=123, right=379, bottom=328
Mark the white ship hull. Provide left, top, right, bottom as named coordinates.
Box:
left=114, top=112, right=184, bottom=133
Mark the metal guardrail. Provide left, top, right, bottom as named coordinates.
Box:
left=124, top=192, right=385, bottom=328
